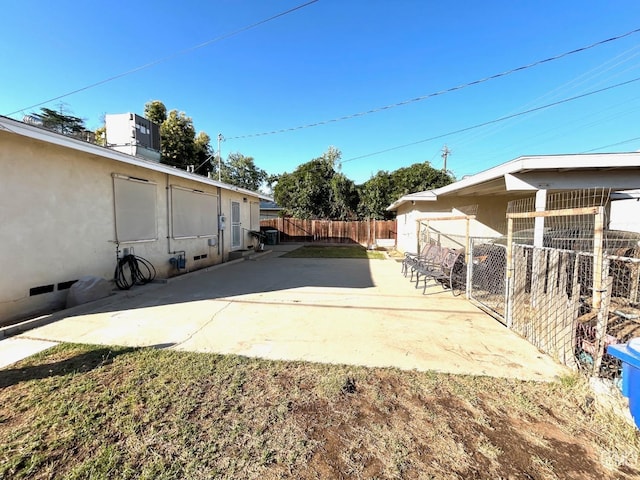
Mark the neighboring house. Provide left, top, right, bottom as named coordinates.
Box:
left=259, top=200, right=282, bottom=220
left=0, top=115, right=271, bottom=324
left=387, top=153, right=640, bottom=253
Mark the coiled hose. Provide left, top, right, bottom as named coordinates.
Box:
left=114, top=254, right=156, bottom=290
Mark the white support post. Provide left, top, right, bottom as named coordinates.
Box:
left=533, top=189, right=547, bottom=248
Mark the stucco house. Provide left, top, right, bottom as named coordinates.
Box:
left=387, top=153, right=640, bottom=253
left=0, top=115, right=271, bottom=324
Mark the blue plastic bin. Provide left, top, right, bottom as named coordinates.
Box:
left=607, top=338, right=640, bottom=429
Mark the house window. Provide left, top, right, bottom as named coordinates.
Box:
left=170, top=185, right=218, bottom=239
left=112, top=174, right=158, bottom=243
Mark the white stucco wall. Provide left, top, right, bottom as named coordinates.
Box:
left=394, top=195, right=527, bottom=253
left=610, top=197, right=640, bottom=233
left=0, top=131, right=261, bottom=324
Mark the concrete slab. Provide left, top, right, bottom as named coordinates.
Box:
left=5, top=249, right=568, bottom=381
left=0, top=338, right=58, bottom=369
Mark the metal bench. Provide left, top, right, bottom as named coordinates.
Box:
left=414, top=247, right=466, bottom=295
left=402, top=243, right=434, bottom=277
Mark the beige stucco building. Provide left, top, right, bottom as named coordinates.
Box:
left=0, top=116, right=270, bottom=324
left=388, top=153, right=640, bottom=253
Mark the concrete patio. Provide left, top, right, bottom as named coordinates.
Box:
left=1, top=245, right=567, bottom=380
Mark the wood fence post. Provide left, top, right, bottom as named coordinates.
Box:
left=593, top=275, right=613, bottom=375
left=593, top=206, right=605, bottom=310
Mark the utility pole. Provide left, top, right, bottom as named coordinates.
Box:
left=217, top=133, right=224, bottom=182
left=441, top=145, right=451, bottom=172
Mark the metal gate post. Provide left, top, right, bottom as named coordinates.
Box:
left=505, top=216, right=514, bottom=328
left=465, top=217, right=471, bottom=298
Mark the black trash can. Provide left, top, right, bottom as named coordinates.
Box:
left=265, top=229, right=278, bottom=245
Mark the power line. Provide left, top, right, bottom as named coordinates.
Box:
left=340, top=76, right=640, bottom=164
left=581, top=136, right=640, bottom=153
left=228, top=26, right=640, bottom=139
left=7, top=0, right=320, bottom=117
left=449, top=44, right=640, bottom=151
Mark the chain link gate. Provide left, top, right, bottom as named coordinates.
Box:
left=469, top=237, right=508, bottom=323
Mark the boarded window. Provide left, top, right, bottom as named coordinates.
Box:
left=113, top=174, right=157, bottom=242
left=171, top=186, right=218, bottom=238
left=250, top=201, right=260, bottom=230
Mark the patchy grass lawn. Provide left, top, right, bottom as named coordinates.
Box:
left=282, top=245, right=385, bottom=259
left=1, top=344, right=639, bottom=479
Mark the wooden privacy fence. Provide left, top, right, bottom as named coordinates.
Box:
left=260, top=218, right=397, bottom=246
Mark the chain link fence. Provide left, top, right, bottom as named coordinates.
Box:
left=504, top=189, right=640, bottom=377
left=412, top=189, right=640, bottom=380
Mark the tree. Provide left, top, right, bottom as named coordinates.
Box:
left=143, top=101, right=215, bottom=172
left=330, top=173, right=358, bottom=220
left=357, top=162, right=455, bottom=219
left=193, top=132, right=213, bottom=175
left=94, top=126, right=106, bottom=146
left=273, top=147, right=358, bottom=219
left=144, top=100, right=167, bottom=125
left=390, top=161, right=453, bottom=197
left=159, top=110, right=197, bottom=169
left=221, top=152, right=267, bottom=191
left=357, top=170, right=395, bottom=220
left=31, top=107, right=87, bottom=136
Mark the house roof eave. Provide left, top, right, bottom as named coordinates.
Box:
left=432, top=153, right=640, bottom=197
left=386, top=191, right=438, bottom=211
left=0, top=115, right=273, bottom=201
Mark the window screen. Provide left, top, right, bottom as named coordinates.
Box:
left=171, top=185, right=218, bottom=238
left=113, top=174, right=157, bottom=242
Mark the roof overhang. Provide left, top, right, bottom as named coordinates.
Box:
left=386, top=190, right=437, bottom=211
left=0, top=115, right=273, bottom=201
left=387, top=153, right=640, bottom=211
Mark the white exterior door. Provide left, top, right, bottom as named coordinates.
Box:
left=231, top=201, right=241, bottom=249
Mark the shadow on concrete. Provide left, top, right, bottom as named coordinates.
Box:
left=11, top=250, right=377, bottom=329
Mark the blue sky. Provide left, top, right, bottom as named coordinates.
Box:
left=2, top=1, right=640, bottom=184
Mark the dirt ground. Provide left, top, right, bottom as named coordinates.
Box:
left=1, top=344, right=639, bottom=479
left=298, top=374, right=638, bottom=480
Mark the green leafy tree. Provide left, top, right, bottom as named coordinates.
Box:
left=358, top=171, right=395, bottom=220
left=330, top=173, right=359, bottom=220
left=143, top=100, right=213, bottom=172
left=390, top=161, right=453, bottom=197
left=358, top=162, right=454, bottom=219
left=159, top=110, right=196, bottom=169
left=194, top=132, right=213, bottom=175
left=221, top=152, right=267, bottom=191
left=274, top=147, right=358, bottom=219
left=144, top=100, right=167, bottom=125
